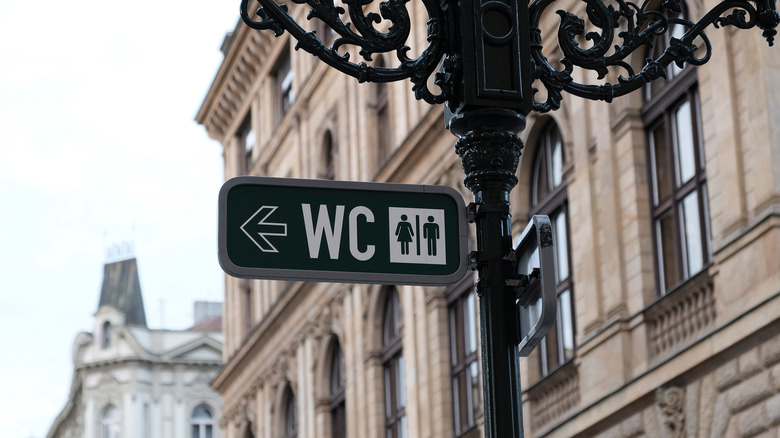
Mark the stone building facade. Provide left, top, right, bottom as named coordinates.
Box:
left=196, top=0, right=780, bottom=436
left=47, top=258, right=224, bottom=438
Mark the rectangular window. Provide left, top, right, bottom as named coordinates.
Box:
left=240, top=115, right=254, bottom=174
left=449, top=288, right=481, bottom=435
left=645, top=86, right=710, bottom=294
left=275, top=50, right=294, bottom=125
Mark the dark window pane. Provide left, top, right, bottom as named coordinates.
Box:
left=330, top=343, right=346, bottom=395
left=543, top=321, right=560, bottom=372
left=657, top=210, right=682, bottom=291
left=651, top=122, right=673, bottom=204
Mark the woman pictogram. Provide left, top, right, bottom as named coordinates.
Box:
left=395, top=214, right=414, bottom=255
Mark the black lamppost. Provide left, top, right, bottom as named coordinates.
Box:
left=238, top=0, right=778, bottom=435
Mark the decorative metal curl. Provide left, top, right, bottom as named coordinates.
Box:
left=240, top=0, right=449, bottom=104
left=529, top=0, right=780, bottom=112
left=240, top=0, right=778, bottom=112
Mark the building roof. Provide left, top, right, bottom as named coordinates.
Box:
left=97, top=258, right=147, bottom=327
left=188, top=315, right=223, bottom=332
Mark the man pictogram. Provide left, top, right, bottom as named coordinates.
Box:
left=423, top=216, right=440, bottom=256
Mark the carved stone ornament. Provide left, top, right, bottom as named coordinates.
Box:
left=656, top=385, right=685, bottom=438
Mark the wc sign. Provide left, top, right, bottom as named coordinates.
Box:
left=218, top=177, right=469, bottom=285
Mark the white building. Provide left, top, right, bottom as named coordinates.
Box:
left=47, top=257, right=224, bottom=438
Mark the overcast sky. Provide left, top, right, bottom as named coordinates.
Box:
left=0, top=2, right=239, bottom=436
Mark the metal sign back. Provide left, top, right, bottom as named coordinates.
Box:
left=514, top=215, right=557, bottom=357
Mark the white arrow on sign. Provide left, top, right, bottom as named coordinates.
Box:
left=240, top=206, right=288, bottom=253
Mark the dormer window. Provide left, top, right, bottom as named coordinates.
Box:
left=102, top=321, right=112, bottom=349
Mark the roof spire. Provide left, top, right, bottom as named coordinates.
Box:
left=97, top=257, right=147, bottom=327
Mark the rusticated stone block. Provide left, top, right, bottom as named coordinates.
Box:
left=760, top=332, right=780, bottom=367
left=766, top=393, right=780, bottom=427
left=740, top=348, right=765, bottom=377
left=717, top=359, right=742, bottom=391
left=771, top=364, right=780, bottom=391
left=728, top=372, right=774, bottom=413
left=737, top=402, right=768, bottom=437
left=619, top=412, right=643, bottom=437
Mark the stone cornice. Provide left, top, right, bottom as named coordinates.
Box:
left=196, top=19, right=272, bottom=143
left=76, top=356, right=221, bottom=371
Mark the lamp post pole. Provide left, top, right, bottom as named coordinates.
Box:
left=451, top=108, right=527, bottom=437
left=238, top=0, right=779, bottom=434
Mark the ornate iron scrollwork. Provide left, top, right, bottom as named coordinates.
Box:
left=529, top=0, right=780, bottom=112
left=240, top=0, right=449, bottom=105
left=241, top=0, right=779, bottom=111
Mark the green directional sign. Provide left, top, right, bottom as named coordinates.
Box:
left=218, top=177, right=470, bottom=285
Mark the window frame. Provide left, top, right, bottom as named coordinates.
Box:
left=447, top=281, right=481, bottom=437
left=527, top=121, right=576, bottom=379
left=329, top=340, right=347, bottom=438
left=285, top=386, right=298, bottom=438
left=642, top=6, right=711, bottom=295
left=102, top=321, right=112, bottom=349
left=191, top=404, right=215, bottom=438
left=382, top=288, right=406, bottom=438
left=100, top=404, right=121, bottom=438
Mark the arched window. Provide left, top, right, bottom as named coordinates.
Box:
left=102, top=321, right=112, bottom=349
left=285, top=386, right=298, bottom=438
left=320, top=130, right=336, bottom=180
left=529, top=121, right=575, bottom=379
left=191, top=405, right=215, bottom=438
left=100, top=404, right=121, bottom=438
left=330, top=341, right=346, bottom=438
left=643, top=1, right=711, bottom=294
left=645, top=2, right=689, bottom=102
left=382, top=288, right=406, bottom=438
